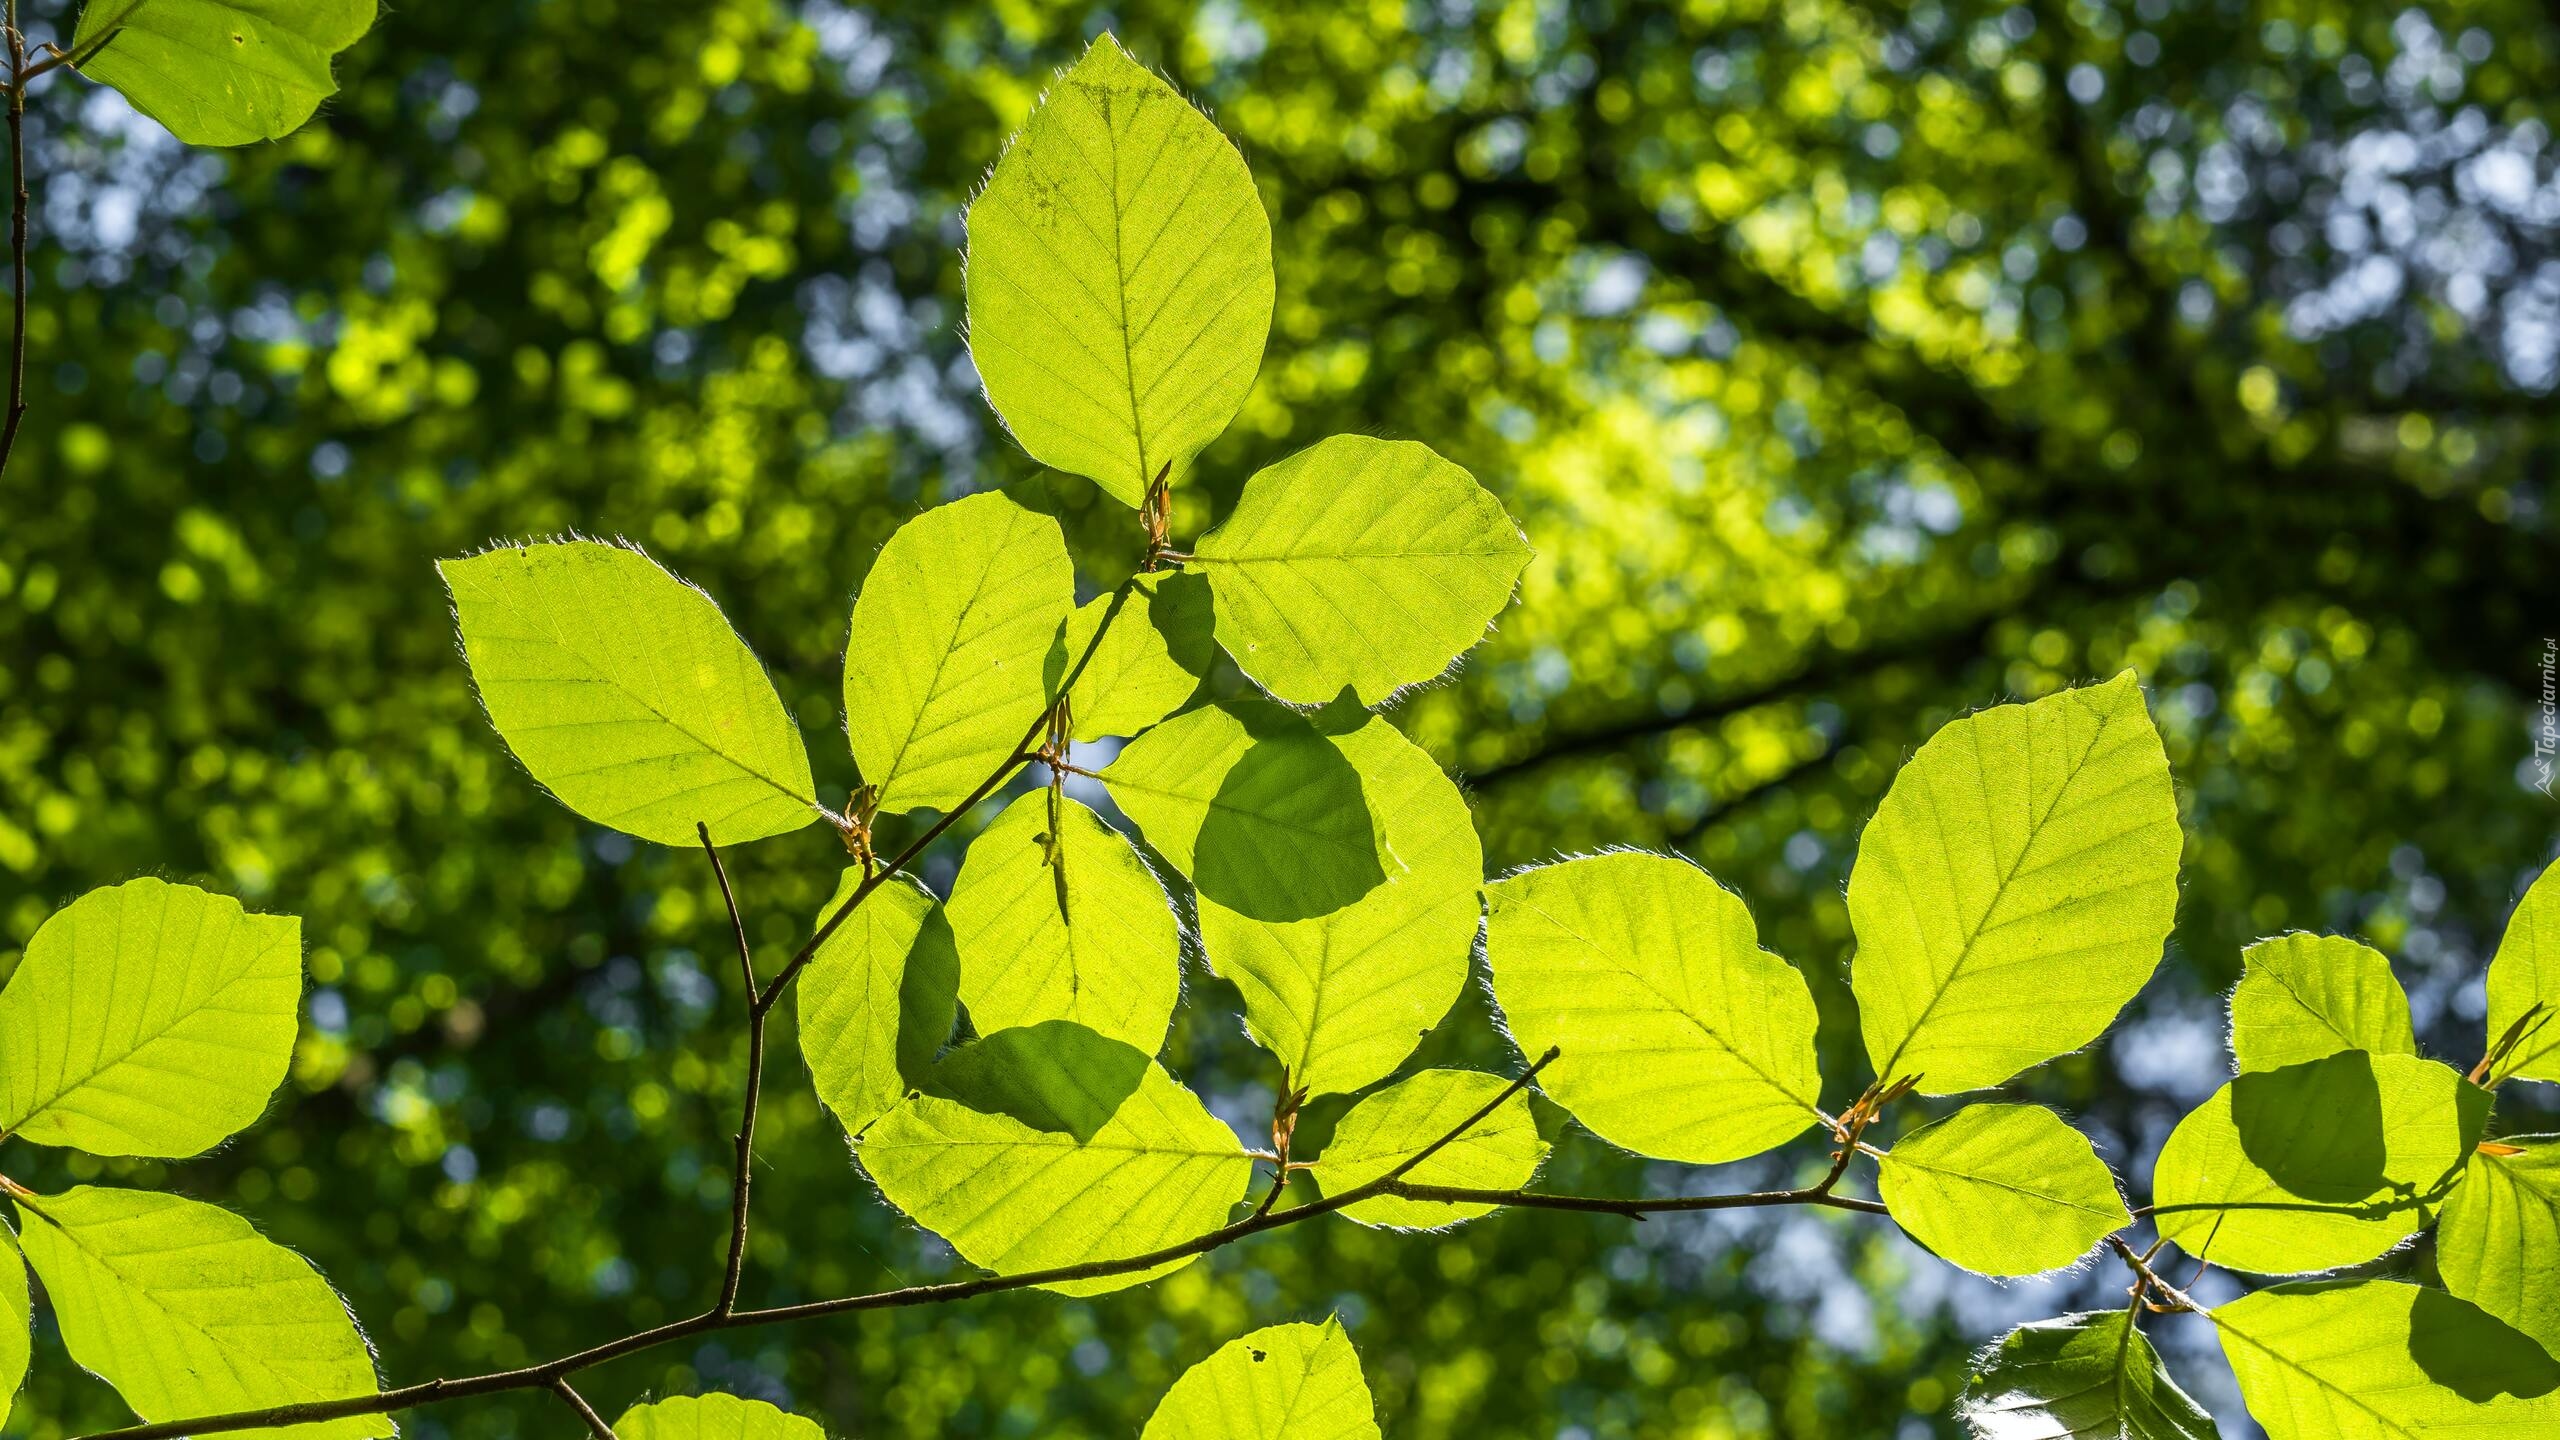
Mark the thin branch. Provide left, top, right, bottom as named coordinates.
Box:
left=698, top=822, right=760, bottom=1318
left=2106, top=1234, right=2203, bottom=1314
left=0, top=4, right=32, bottom=479
left=68, top=1045, right=1900, bottom=1440
left=547, top=1379, right=614, bottom=1440
left=749, top=580, right=1141, bottom=1017
left=71, top=1153, right=1882, bottom=1440
left=64, top=1028, right=1913, bottom=1440
left=1377, top=1180, right=1887, bottom=1217
left=1251, top=1071, right=1307, bottom=1220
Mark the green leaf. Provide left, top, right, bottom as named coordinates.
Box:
left=964, top=34, right=1273, bottom=507
left=2151, top=1051, right=2471, bottom=1274
left=2485, top=861, right=2560, bottom=1085
left=1878, top=1103, right=2131, bottom=1277
left=73, top=0, right=373, bottom=146
left=948, top=792, right=1182, bottom=1053
left=2211, top=1280, right=2560, bottom=1439
left=1484, top=851, right=1823, bottom=1164
left=1848, top=672, right=2183, bottom=1094
left=1308, top=1069, right=1546, bottom=1229
left=613, top=1394, right=826, bottom=1440
left=2437, top=1135, right=2560, bottom=1360
left=1140, top=1319, right=1381, bottom=1440
left=15, top=1186, right=391, bottom=1440
left=844, top=493, right=1075, bottom=814
left=0, top=1219, right=25, bottom=1433
left=1105, top=702, right=1388, bottom=923
left=2230, top=933, right=2416, bottom=1073
left=441, top=540, right=818, bottom=847
left=1190, top=435, right=1533, bottom=706
left=858, top=1022, right=1251, bottom=1296
left=1052, top=572, right=1215, bottom=742
left=797, top=871, right=960, bottom=1140
left=1199, top=712, right=1482, bottom=1097
left=0, top=879, right=300, bottom=1158
left=1958, top=1310, right=2220, bottom=1440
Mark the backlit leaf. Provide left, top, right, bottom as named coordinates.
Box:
left=1200, top=713, right=1481, bottom=1097
left=798, top=872, right=960, bottom=1140
left=2229, top=933, right=2415, bottom=1073
left=15, top=1186, right=391, bottom=1440
left=1052, top=572, right=1215, bottom=742
left=613, top=1394, right=826, bottom=1440
left=1958, top=1310, right=2219, bottom=1440
left=1191, top=435, right=1533, bottom=706
left=1139, top=1319, right=1381, bottom=1440
left=844, top=493, right=1075, bottom=814
left=1879, top=1104, right=2130, bottom=1277
left=1485, top=851, right=1822, bottom=1164
left=2436, top=1134, right=2560, bottom=1359
left=1849, top=672, right=2183, bottom=1094
left=0, top=879, right=300, bottom=1158
left=2485, top=861, right=2560, bottom=1085
left=2211, top=1280, right=2560, bottom=1439
left=0, top=1220, right=24, bottom=1432
left=859, top=1022, right=1251, bottom=1296
left=965, top=34, right=1273, bottom=507
left=74, top=0, right=374, bottom=146
left=948, top=792, right=1182, bottom=1053
left=442, top=540, right=818, bottom=847
left=2151, top=1051, right=2471, bottom=1274
left=1105, top=702, right=1388, bottom=923
left=1309, top=1069, right=1547, bottom=1229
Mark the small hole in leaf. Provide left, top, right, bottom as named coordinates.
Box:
left=1249, top=1349, right=1267, bottom=1362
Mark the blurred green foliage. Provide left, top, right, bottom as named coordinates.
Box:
left=0, top=0, right=2555, bottom=1436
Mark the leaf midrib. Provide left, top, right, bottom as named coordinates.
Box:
left=46, top=1207, right=350, bottom=1408
left=1509, top=889, right=1820, bottom=1118
left=2214, top=1313, right=2417, bottom=1440
left=1891, top=1151, right=2125, bottom=1220
left=1878, top=696, right=2124, bottom=1081
left=6, top=905, right=279, bottom=1139
left=475, top=561, right=816, bottom=815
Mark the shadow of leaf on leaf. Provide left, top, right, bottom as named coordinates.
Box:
left=1192, top=706, right=1383, bottom=922
left=894, top=902, right=961, bottom=1088
left=2233, top=1052, right=2387, bottom=1201
left=2407, top=1286, right=2560, bottom=1401
left=923, top=1019, right=1149, bottom=1142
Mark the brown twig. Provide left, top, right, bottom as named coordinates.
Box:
left=698, top=822, right=760, bottom=1317
left=2106, top=1234, right=2203, bottom=1314
left=547, top=1379, right=614, bottom=1440
left=1379, top=1179, right=1888, bottom=1218
left=1252, top=1073, right=1310, bottom=1219
left=62, top=1047, right=1896, bottom=1440
left=0, top=3, right=32, bottom=480
left=749, top=579, right=1139, bottom=1016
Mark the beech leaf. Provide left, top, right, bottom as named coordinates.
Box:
left=442, top=540, right=819, bottom=847
left=1848, top=672, right=2183, bottom=1094
left=965, top=35, right=1273, bottom=507
left=0, top=879, right=301, bottom=1159
left=1139, top=1319, right=1381, bottom=1440
left=1191, top=435, right=1531, bottom=706
left=1485, top=851, right=1822, bottom=1165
